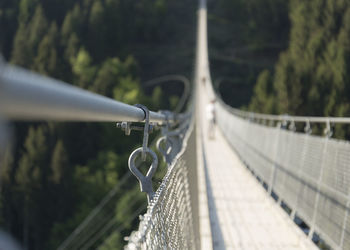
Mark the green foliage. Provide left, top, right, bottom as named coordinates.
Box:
left=249, top=70, right=276, bottom=113
left=50, top=140, right=69, bottom=184
left=248, top=0, right=350, bottom=139
left=34, top=22, right=59, bottom=76
left=209, top=0, right=290, bottom=107
left=92, top=56, right=137, bottom=97
left=72, top=47, right=97, bottom=89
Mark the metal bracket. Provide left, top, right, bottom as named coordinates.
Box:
left=116, top=104, right=159, bottom=138
left=116, top=121, right=156, bottom=136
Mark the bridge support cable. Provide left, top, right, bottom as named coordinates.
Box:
left=143, top=75, right=191, bottom=113
left=215, top=98, right=350, bottom=250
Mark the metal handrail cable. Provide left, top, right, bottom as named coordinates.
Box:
left=225, top=103, right=350, bottom=124
left=0, top=62, right=179, bottom=124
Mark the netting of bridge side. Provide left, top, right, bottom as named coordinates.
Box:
left=216, top=101, right=350, bottom=250
left=125, top=119, right=199, bottom=250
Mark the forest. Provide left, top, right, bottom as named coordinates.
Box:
left=1, top=0, right=350, bottom=249
left=208, top=0, right=350, bottom=139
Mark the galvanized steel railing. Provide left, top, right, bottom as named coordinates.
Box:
left=0, top=60, right=178, bottom=124
left=216, top=100, right=350, bottom=250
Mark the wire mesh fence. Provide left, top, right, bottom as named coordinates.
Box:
left=216, top=100, right=350, bottom=250
left=125, top=119, right=199, bottom=250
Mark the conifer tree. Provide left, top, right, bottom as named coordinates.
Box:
left=11, top=23, right=33, bottom=66
left=15, top=125, right=49, bottom=249
left=61, top=4, right=82, bottom=44
left=11, top=4, right=48, bottom=67
left=34, top=22, right=59, bottom=76
left=50, top=140, right=69, bottom=185
left=28, top=5, right=48, bottom=54
left=88, top=0, right=105, bottom=59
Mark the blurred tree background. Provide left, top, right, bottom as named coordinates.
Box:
left=209, top=0, right=350, bottom=138
left=0, top=0, right=195, bottom=249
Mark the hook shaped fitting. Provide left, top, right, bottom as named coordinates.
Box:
left=156, top=136, right=173, bottom=163
left=128, top=147, right=158, bottom=203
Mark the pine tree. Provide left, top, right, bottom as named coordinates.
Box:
left=15, top=125, right=49, bottom=249
left=11, top=23, right=33, bottom=66
left=249, top=70, right=276, bottom=113
left=34, top=22, right=59, bottom=76
left=28, top=5, right=48, bottom=54
left=61, top=4, right=82, bottom=43
left=50, top=140, right=69, bottom=185
left=18, top=0, right=37, bottom=24
left=91, top=56, right=137, bottom=97
left=11, top=4, right=48, bottom=67
left=71, top=47, right=96, bottom=89
left=88, top=0, right=105, bottom=59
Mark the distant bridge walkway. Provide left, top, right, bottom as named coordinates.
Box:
left=198, top=82, right=317, bottom=250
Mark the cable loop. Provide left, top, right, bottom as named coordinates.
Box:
left=128, top=148, right=158, bottom=203
left=156, top=136, right=173, bottom=163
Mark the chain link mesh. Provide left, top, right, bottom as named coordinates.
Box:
left=125, top=120, right=199, bottom=250
left=216, top=101, right=350, bottom=250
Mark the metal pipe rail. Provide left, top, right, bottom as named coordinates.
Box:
left=226, top=104, right=350, bottom=124
left=0, top=61, right=177, bottom=124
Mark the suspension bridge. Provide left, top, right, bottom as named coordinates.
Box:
left=1, top=0, right=350, bottom=249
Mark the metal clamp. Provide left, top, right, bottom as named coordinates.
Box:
left=116, top=121, right=156, bottom=136
left=128, top=147, right=158, bottom=203
left=282, top=119, right=288, bottom=129
left=304, top=120, right=312, bottom=134
left=324, top=119, right=333, bottom=138
left=288, top=120, right=296, bottom=132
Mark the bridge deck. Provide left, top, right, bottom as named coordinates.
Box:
left=198, top=86, right=317, bottom=250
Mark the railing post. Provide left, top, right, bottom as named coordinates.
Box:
left=268, top=121, right=282, bottom=196
left=340, top=200, right=350, bottom=249
left=290, top=121, right=310, bottom=220
left=307, top=133, right=329, bottom=239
